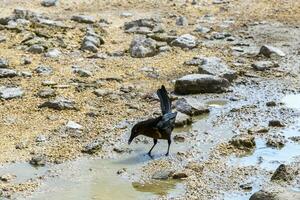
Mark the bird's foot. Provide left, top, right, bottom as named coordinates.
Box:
left=148, top=152, right=154, bottom=159
left=165, top=152, right=169, bottom=156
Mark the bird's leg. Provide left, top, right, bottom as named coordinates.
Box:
left=148, top=139, right=157, bottom=158
left=165, top=139, right=171, bottom=156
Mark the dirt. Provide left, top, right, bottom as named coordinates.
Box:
left=0, top=0, right=300, bottom=199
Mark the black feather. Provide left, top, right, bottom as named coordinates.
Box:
left=157, top=85, right=171, bottom=114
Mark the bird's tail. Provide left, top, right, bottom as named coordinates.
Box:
left=157, top=85, right=171, bottom=114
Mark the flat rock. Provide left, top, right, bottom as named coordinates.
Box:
left=71, top=15, right=95, bottom=24
left=252, top=61, right=279, bottom=71
left=0, top=68, right=17, bottom=78
left=39, top=97, right=76, bottom=110
left=35, top=65, right=53, bottom=75
left=41, top=0, right=58, bottom=7
left=66, top=120, right=83, bottom=130
left=45, top=49, right=61, bottom=58
left=130, top=36, right=157, bottom=58
left=175, top=74, right=230, bottom=94
left=29, top=155, right=46, bottom=166
left=176, top=16, right=188, bottom=26
left=194, top=25, right=211, bottom=33
left=73, top=68, right=92, bottom=77
left=0, top=86, right=24, bottom=99
left=37, top=88, right=56, bottom=98
left=175, top=112, right=192, bottom=127
left=124, top=18, right=164, bottom=34
left=197, top=57, right=237, bottom=82
left=250, top=190, right=300, bottom=200
left=175, top=98, right=209, bottom=116
left=170, top=34, right=197, bottom=49
left=259, top=45, right=286, bottom=57
left=152, top=170, right=173, bottom=180
left=82, top=140, right=102, bottom=154
left=269, top=120, right=285, bottom=127
left=28, top=44, right=45, bottom=54
left=0, top=58, right=9, bottom=68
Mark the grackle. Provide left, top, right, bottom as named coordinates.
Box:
left=128, top=85, right=177, bottom=157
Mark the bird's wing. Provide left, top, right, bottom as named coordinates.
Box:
left=157, top=85, right=171, bottom=115
left=156, top=112, right=177, bottom=133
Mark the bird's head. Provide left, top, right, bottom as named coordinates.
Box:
left=128, top=123, right=141, bottom=145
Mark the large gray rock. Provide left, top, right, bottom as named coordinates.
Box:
left=130, top=36, right=157, bottom=58
left=71, top=15, right=95, bottom=24
left=171, top=34, right=197, bottom=49
left=175, top=74, right=230, bottom=94
left=197, top=57, right=237, bottom=82
left=0, top=58, right=9, bottom=68
left=124, top=18, right=164, bottom=34
left=0, top=86, right=24, bottom=99
left=0, top=69, right=17, bottom=78
left=39, top=97, right=76, bottom=110
left=175, top=112, right=192, bottom=127
left=175, top=98, right=209, bottom=116
left=41, top=0, right=58, bottom=7
left=259, top=45, right=286, bottom=58
left=271, top=164, right=293, bottom=182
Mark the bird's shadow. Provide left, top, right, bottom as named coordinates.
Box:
left=114, top=151, right=166, bottom=166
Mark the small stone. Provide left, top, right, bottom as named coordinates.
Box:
left=66, top=121, right=83, bottom=130
left=0, top=174, right=16, bottom=182
left=21, top=71, right=32, bottom=77
left=35, top=65, right=53, bottom=75
left=0, top=86, right=24, bottom=100
left=71, top=15, right=95, bottom=24
left=152, top=170, right=173, bottom=180
left=175, top=112, right=192, bottom=127
left=28, top=45, right=45, bottom=54
left=271, top=164, right=293, bottom=182
left=159, top=45, right=171, bottom=53
left=120, top=12, right=132, bottom=18
left=175, top=98, right=209, bottom=116
left=73, top=68, right=92, bottom=77
left=94, top=89, right=112, bottom=97
left=0, top=58, right=9, bottom=68
left=239, top=183, right=253, bottom=191
left=30, top=155, right=46, bottom=166
left=130, top=36, right=157, bottom=58
left=170, top=34, right=197, bottom=49
left=21, top=57, right=32, bottom=65
left=266, top=137, right=286, bottom=148
left=39, top=97, right=76, bottom=110
left=197, top=56, right=237, bottom=82
left=0, top=69, right=17, bottom=78
left=82, top=140, right=102, bottom=154
left=269, top=120, right=285, bottom=127
left=259, top=45, right=286, bottom=57
left=37, top=88, right=56, bottom=98
left=41, top=0, right=58, bottom=7
left=229, top=135, right=256, bottom=150
left=175, top=74, right=230, bottom=94
left=176, top=16, right=188, bottom=26
left=0, top=36, right=6, bottom=43
left=252, top=61, right=279, bottom=71
left=173, top=135, right=185, bottom=142
left=172, top=172, right=188, bottom=179
left=194, top=25, right=211, bottom=33
left=45, top=49, right=61, bottom=58
left=36, top=135, right=47, bottom=143
left=266, top=101, right=276, bottom=107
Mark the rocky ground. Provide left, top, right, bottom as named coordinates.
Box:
left=0, top=0, right=300, bottom=199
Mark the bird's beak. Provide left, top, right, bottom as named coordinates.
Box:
left=128, top=139, right=132, bottom=145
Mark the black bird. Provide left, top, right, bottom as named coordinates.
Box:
left=128, top=85, right=177, bottom=157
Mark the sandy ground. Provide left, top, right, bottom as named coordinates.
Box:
left=0, top=0, right=300, bottom=199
